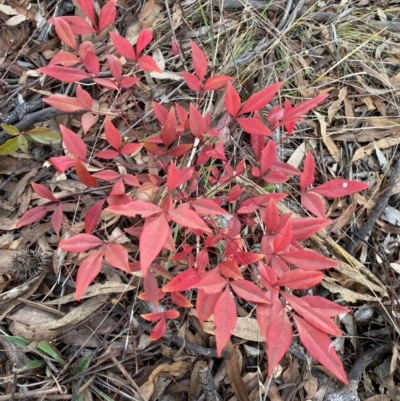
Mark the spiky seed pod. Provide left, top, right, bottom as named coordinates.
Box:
left=0, top=248, right=50, bottom=284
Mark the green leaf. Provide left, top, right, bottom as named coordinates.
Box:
left=78, top=355, right=90, bottom=373
left=25, top=127, right=61, bottom=144
left=0, top=335, right=30, bottom=347
left=17, top=135, right=29, bottom=153
left=37, top=341, right=66, bottom=366
left=22, top=360, right=46, bottom=370
left=0, top=137, right=19, bottom=155
left=1, top=123, right=20, bottom=136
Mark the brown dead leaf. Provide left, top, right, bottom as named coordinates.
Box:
left=315, top=111, right=340, bottom=163
left=303, top=370, right=318, bottom=399
left=330, top=202, right=358, bottom=234
left=225, top=340, right=250, bottom=401
left=352, top=137, right=400, bottom=162
left=139, top=361, right=192, bottom=399
left=327, top=87, right=347, bottom=123
left=202, top=316, right=264, bottom=342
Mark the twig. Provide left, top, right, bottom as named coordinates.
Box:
left=346, top=156, right=400, bottom=254
left=198, top=365, right=223, bottom=401
left=0, top=388, right=60, bottom=400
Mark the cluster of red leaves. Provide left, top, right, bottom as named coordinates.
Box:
left=15, top=0, right=372, bottom=385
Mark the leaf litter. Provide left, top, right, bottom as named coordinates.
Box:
left=0, top=0, right=400, bottom=400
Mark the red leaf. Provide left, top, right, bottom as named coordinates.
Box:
left=153, top=102, right=169, bottom=125
left=85, top=200, right=104, bottom=233
left=93, top=78, right=119, bottom=90
left=301, top=296, right=351, bottom=317
left=268, top=303, right=292, bottom=375
left=263, top=198, right=279, bottom=232
left=96, top=149, right=119, bottom=159
left=291, top=217, right=331, bottom=240
left=280, top=249, right=340, bottom=270
left=206, top=141, right=227, bottom=161
left=300, top=151, right=315, bottom=190
left=52, top=17, right=77, bottom=50
left=281, top=94, right=329, bottom=126
left=167, top=161, right=179, bottom=191
left=149, top=317, right=166, bottom=340
left=283, top=99, right=295, bottom=134
left=273, top=219, right=292, bottom=254
left=60, top=125, right=87, bottom=160
left=214, top=287, right=236, bottom=357
left=260, top=140, right=276, bottom=175
left=76, top=0, right=96, bottom=25
left=142, top=311, right=164, bottom=322
left=75, top=162, right=98, bottom=188
left=56, top=16, right=96, bottom=35
left=161, top=107, right=177, bottom=148
left=189, top=103, right=207, bottom=140
left=98, top=0, right=116, bottom=32
left=110, top=32, right=136, bottom=60
left=197, top=273, right=227, bottom=294
left=75, top=250, right=103, bottom=301
left=166, top=309, right=180, bottom=319
left=76, top=85, right=92, bottom=110
left=190, top=40, right=208, bottom=81
left=137, top=55, right=162, bottom=73
left=106, top=200, right=162, bottom=217
left=219, top=260, right=243, bottom=280
left=171, top=292, right=193, bottom=307
left=59, top=234, right=104, bottom=252
left=92, top=170, right=120, bottom=181
left=191, top=198, right=229, bottom=216
left=237, top=117, right=272, bottom=136
left=120, top=76, right=140, bottom=88
left=162, top=268, right=202, bottom=293
left=293, top=315, right=348, bottom=384
left=312, top=179, right=369, bottom=198
left=277, top=269, right=323, bottom=289
left=43, top=95, right=84, bottom=112
left=137, top=29, right=153, bottom=56
left=49, top=50, right=80, bottom=67
left=140, top=215, right=170, bottom=276
left=49, top=156, right=76, bottom=173
left=51, top=203, right=63, bottom=235
left=301, top=192, right=326, bottom=218
left=203, top=75, right=233, bottom=91
left=104, top=242, right=130, bottom=272
left=168, top=206, right=212, bottom=234
left=121, top=143, right=143, bottom=156
left=37, top=66, right=91, bottom=82
left=82, top=53, right=99, bottom=78
left=32, top=183, right=58, bottom=202
left=106, top=54, right=122, bottom=81
left=181, top=73, right=202, bottom=92
left=196, top=289, right=221, bottom=325
left=16, top=205, right=52, bottom=228
left=104, top=116, right=121, bottom=150
left=282, top=292, right=342, bottom=336
left=225, top=82, right=241, bottom=117
left=230, top=252, right=265, bottom=265
left=240, top=82, right=283, bottom=114
left=230, top=280, right=268, bottom=303
left=143, top=271, right=159, bottom=308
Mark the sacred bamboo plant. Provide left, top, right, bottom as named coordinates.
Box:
left=15, top=0, right=371, bottom=384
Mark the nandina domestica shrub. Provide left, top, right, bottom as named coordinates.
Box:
left=15, top=0, right=372, bottom=385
